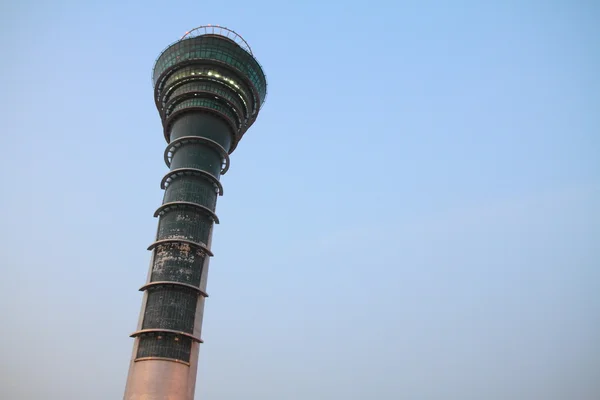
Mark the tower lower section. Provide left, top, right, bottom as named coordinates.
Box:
left=123, top=336, right=203, bottom=400
left=124, top=114, right=231, bottom=400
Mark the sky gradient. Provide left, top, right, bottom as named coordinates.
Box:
left=1, top=1, right=599, bottom=399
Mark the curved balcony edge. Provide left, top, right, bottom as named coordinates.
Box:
left=147, top=238, right=214, bottom=257
left=130, top=329, right=203, bottom=343
left=160, top=167, right=224, bottom=196
left=139, top=281, right=209, bottom=298
left=154, top=201, right=219, bottom=224
left=164, top=135, right=231, bottom=175
left=133, top=356, right=191, bottom=366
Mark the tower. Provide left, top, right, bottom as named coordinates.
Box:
left=123, top=25, right=267, bottom=400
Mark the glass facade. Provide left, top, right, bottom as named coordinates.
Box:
left=160, top=65, right=252, bottom=115
left=157, top=208, right=212, bottom=246
left=165, top=82, right=246, bottom=122
left=169, top=114, right=233, bottom=152
left=150, top=243, right=207, bottom=287
left=137, top=334, right=193, bottom=363
left=168, top=98, right=240, bottom=132
left=169, top=142, right=223, bottom=179
left=153, top=36, right=266, bottom=105
left=143, top=286, right=198, bottom=333
left=163, top=176, right=218, bottom=211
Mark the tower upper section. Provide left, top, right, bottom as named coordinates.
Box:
left=152, top=25, right=267, bottom=153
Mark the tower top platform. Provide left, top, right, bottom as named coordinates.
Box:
left=181, top=25, right=254, bottom=55
left=150, top=25, right=267, bottom=152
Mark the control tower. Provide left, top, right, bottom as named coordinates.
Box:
left=123, top=25, right=267, bottom=400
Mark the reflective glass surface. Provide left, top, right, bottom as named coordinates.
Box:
left=153, top=36, right=266, bottom=105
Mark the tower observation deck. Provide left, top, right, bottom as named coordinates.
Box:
left=123, top=25, right=267, bottom=400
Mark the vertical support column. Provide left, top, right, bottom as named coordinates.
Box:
left=123, top=114, right=233, bottom=400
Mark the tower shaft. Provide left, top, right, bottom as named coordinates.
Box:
left=123, top=26, right=266, bottom=400
left=124, top=114, right=229, bottom=400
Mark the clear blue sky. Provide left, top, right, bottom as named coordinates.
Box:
left=0, top=1, right=598, bottom=399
